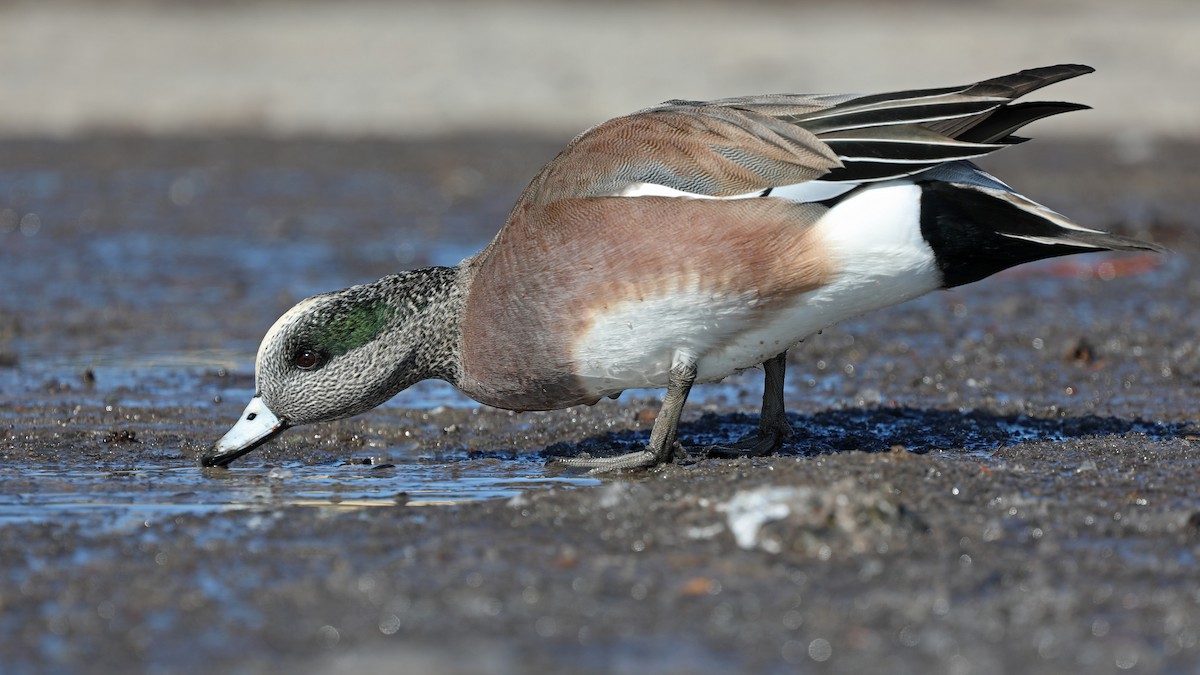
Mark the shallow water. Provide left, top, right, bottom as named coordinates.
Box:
left=0, top=457, right=601, bottom=530
left=0, top=347, right=612, bottom=529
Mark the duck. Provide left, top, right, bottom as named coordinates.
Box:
left=202, top=64, right=1161, bottom=471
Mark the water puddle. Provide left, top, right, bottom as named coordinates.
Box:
left=1, top=455, right=600, bottom=531
left=1, top=351, right=602, bottom=530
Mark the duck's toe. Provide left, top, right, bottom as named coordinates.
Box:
left=705, top=417, right=792, bottom=459
left=553, top=441, right=684, bottom=474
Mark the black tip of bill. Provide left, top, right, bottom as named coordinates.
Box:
left=201, top=395, right=288, bottom=468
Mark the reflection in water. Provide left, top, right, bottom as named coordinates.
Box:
left=0, top=457, right=600, bottom=530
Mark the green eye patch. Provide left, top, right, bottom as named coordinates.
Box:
left=309, top=298, right=397, bottom=358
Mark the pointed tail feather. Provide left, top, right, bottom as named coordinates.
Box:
left=918, top=180, right=1163, bottom=288
left=963, top=64, right=1095, bottom=99
left=951, top=101, right=1091, bottom=143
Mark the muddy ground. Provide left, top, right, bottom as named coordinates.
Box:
left=1, top=136, right=1199, bottom=674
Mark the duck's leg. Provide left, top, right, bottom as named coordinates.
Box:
left=706, top=351, right=792, bottom=458
left=557, top=358, right=697, bottom=473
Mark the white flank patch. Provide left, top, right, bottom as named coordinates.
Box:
left=812, top=180, right=939, bottom=293
left=571, top=180, right=942, bottom=396
left=706, top=182, right=941, bottom=373
left=799, top=180, right=941, bottom=315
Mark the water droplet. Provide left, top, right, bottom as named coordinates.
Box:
left=379, top=614, right=401, bottom=635
left=19, top=212, right=41, bottom=237
left=808, top=638, right=832, bottom=662
left=317, top=625, right=340, bottom=647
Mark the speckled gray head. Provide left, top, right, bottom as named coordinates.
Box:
left=203, top=268, right=462, bottom=467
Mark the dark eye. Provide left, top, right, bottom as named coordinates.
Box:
left=294, top=349, right=322, bottom=370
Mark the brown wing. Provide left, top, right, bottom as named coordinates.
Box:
left=520, top=104, right=843, bottom=204
left=508, top=64, right=1094, bottom=216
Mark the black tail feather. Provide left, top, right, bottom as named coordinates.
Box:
left=963, top=64, right=1095, bottom=99
left=957, top=101, right=1092, bottom=144
left=918, top=181, right=1162, bottom=288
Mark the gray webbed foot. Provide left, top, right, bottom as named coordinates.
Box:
left=555, top=441, right=684, bottom=474
left=704, top=416, right=792, bottom=458
left=554, top=358, right=697, bottom=474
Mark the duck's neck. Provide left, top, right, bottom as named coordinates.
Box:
left=378, top=265, right=468, bottom=388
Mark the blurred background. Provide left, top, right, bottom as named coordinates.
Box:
left=1, top=0, right=1197, bottom=140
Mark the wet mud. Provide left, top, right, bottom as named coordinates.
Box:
left=2, top=136, right=1199, bottom=673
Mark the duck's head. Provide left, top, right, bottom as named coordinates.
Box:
left=202, top=269, right=461, bottom=467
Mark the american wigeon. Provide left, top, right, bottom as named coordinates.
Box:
left=203, top=64, right=1160, bottom=471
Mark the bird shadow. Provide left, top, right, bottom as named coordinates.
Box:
left=542, top=406, right=1190, bottom=462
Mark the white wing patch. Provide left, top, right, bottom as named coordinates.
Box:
left=768, top=182, right=858, bottom=203
left=616, top=183, right=763, bottom=200
left=616, top=180, right=858, bottom=203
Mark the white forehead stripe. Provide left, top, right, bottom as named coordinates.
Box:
left=256, top=296, right=326, bottom=375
